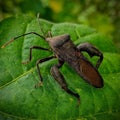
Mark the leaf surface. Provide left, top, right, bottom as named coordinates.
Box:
left=0, top=15, right=120, bottom=120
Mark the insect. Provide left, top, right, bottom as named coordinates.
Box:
left=1, top=15, right=104, bottom=104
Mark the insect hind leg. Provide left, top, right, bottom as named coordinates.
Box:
left=50, top=60, right=80, bottom=105
left=77, top=42, right=103, bottom=69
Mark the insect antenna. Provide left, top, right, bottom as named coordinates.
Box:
left=37, top=13, right=46, bottom=39
left=1, top=14, right=46, bottom=49
left=1, top=32, right=45, bottom=48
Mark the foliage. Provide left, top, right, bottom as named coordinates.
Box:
left=0, top=0, right=120, bottom=51
left=0, top=15, right=120, bottom=120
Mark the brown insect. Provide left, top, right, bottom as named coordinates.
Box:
left=1, top=16, right=103, bottom=104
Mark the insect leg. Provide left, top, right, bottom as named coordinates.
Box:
left=35, top=56, right=56, bottom=87
left=77, top=42, right=103, bottom=69
left=22, top=46, right=51, bottom=64
left=50, top=59, right=80, bottom=104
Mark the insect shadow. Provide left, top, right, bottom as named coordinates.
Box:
left=1, top=14, right=104, bottom=105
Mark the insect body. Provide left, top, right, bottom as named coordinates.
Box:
left=47, top=34, right=103, bottom=88
left=1, top=22, right=103, bottom=104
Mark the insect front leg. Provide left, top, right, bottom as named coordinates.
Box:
left=50, top=59, right=80, bottom=104
left=35, top=56, right=55, bottom=87
left=77, top=42, right=103, bottom=69
left=22, top=46, right=51, bottom=64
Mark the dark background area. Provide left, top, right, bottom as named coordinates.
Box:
left=0, top=0, right=119, bottom=51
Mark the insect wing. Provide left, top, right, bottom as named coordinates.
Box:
left=79, top=58, right=103, bottom=88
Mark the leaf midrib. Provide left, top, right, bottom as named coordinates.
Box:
left=0, top=67, right=35, bottom=89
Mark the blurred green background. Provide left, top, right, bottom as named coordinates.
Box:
left=0, top=0, right=119, bottom=52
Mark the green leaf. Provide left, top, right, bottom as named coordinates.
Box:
left=0, top=15, right=120, bottom=120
